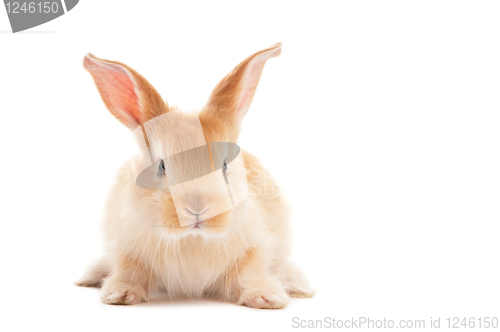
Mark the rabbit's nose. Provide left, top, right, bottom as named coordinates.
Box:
left=185, top=206, right=210, bottom=216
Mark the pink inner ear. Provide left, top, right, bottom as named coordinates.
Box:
left=85, top=57, right=141, bottom=128
left=235, top=61, right=265, bottom=121
left=234, top=47, right=282, bottom=123
left=105, top=68, right=141, bottom=121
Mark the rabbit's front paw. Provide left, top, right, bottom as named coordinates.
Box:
left=238, top=289, right=289, bottom=309
left=101, top=283, right=147, bottom=305
left=288, top=289, right=317, bottom=298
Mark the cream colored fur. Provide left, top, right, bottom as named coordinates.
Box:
left=76, top=43, right=314, bottom=309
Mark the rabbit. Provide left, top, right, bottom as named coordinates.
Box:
left=75, top=43, right=315, bottom=309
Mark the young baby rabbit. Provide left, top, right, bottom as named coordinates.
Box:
left=75, top=43, right=314, bottom=309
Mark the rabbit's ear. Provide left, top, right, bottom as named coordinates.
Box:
left=83, top=54, right=167, bottom=130
left=205, top=43, right=282, bottom=128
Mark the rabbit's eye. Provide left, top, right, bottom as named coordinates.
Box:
left=158, top=159, right=165, bottom=177
left=223, top=160, right=228, bottom=176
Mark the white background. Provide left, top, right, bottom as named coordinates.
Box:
left=1, top=1, right=499, bottom=331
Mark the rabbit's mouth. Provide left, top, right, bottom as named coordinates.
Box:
left=191, top=220, right=205, bottom=229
